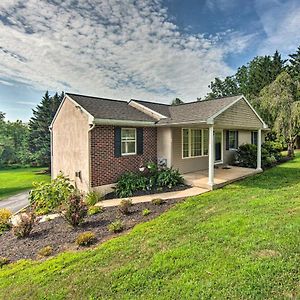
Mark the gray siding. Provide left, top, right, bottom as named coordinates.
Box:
left=215, top=99, right=263, bottom=129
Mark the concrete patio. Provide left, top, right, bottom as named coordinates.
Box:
left=183, top=165, right=262, bottom=190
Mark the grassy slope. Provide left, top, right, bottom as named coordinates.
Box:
left=0, top=158, right=299, bottom=300
left=0, top=167, right=50, bottom=200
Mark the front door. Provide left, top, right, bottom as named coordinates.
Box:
left=215, top=130, right=223, bottom=163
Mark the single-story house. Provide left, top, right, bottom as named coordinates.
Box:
left=50, top=93, right=268, bottom=194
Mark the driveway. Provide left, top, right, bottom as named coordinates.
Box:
left=0, top=191, right=30, bottom=213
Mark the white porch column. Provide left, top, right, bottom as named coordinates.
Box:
left=208, top=125, right=214, bottom=187
left=257, top=129, right=262, bottom=171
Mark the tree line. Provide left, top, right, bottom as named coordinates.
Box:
left=0, top=92, right=64, bottom=169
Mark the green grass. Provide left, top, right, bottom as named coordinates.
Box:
left=0, top=158, right=299, bottom=299
left=0, top=167, right=50, bottom=200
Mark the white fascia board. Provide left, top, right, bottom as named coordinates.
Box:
left=156, top=120, right=207, bottom=127
left=206, top=95, right=268, bottom=128
left=94, top=118, right=156, bottom=127
left=129, top=100, right=168, bottom=120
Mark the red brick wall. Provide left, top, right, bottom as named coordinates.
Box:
left=90, top=125, right=157, bottom=187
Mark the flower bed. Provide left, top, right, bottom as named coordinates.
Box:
left=0, top=199, right=181, bottom=262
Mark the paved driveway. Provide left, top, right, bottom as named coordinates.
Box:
left=0, top=191, right=30, bottom=213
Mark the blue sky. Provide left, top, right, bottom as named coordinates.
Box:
left=0, top=0, right=300, bottom=121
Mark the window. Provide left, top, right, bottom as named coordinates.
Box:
left=182, top=128, right=208, bottom=158
left=228, top=130, right=238, bottom=149
left=251, top=131, right=258, bottom=145
left=121, top=128, right=136, bottom=155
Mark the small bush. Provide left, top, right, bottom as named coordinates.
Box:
left=0, top=208, right=12, bottom=233
left=88, top=206, right=103, bottom=216
left=76, top=232, right=97, bottom=246
left=85, top=191, right=102, bottom=206
left=62, top=192, right=88, bottom=227
left=108, top=220, right=124, bottom=233
left=12, top=212, right=36, bottom=238
left=118, top=199, right=133, bottom=215
left=38, top=246, right=53, bottom=257
left=151, top=198, right=164, bottom=205
left=0, top=257, right=10, bottom=268
left=115, top=172, right=140, bottom=198
left=156, top=168, right=183, bottom=188
left=142, top=209, right=151, bottom=216
left=29, top=173, right=74, bottom=215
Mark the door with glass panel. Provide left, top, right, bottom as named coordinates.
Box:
left=214, top=130, right=223, bottom=163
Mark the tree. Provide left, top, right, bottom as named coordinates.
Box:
left=28, top=91, right=64, bottom=168
left=288, top=45, right=300, bottom=81
left=258, top=72, right=300, bottom=156
left=171, top=98, right=184, bottom=105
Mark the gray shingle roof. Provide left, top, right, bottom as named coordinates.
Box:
left=66, top=93, right=156, bottom=122
left=131, top=99, right=171, bottom=117
left=157, top=95, right=242, bottom=125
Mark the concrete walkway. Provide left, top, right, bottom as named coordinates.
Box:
left=0, top=191, right=30, bottom=213
left=96, top=187, right=208, bottom=208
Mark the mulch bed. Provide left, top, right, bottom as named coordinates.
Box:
left=104, top=183, right=189, bottom=200
left=0, top=199, right=182, bottom=262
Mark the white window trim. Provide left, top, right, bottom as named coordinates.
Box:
left=121, top=128, right=137, bottom=156
left=228, top=130, right=238, bottom=151
left=251, top=130, right=258, bottom=145
left=182, top=128, right=209, bottom=159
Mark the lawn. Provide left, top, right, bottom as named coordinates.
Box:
left=0, top=157, right=299, bottom=299
left=0, top=167, right=50, bottom=200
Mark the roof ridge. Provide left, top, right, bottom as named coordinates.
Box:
left=66, top=92, right=128, bottom=103
left=130, top=99, right=171, bottom=106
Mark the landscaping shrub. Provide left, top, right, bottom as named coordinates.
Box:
left=85, top=191, right=102, bottom=206
left=115, top=165, right=184, bottom=198
left=142, top=208, right=151, bottom=216
left=107, top=220, right=124, bottom=233
left=151, top=198, right=164, bottom=205
left=87, top=205, right=104, bottom=216
left=29, top=173, right=74, bottom=215
left=0, top=257, right=10, bottom=268
left=62, top=192, right=87, bottom=227
left=38, top=246, right=53, bottom=257
left=0, top=208, right=12, bottom=234
left=236, top=142, right=283, bottom=169
left=76, top=231, right=96, bottom=246
left=156, top=168, right=183, bottom=188
left=12, top=212, right=36, bottom=238
left=118, top=199, right=133, bottom=215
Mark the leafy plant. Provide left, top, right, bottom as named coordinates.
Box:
left=0, top=257, right=10, bottom=268
left=156, top=168, right=183, bottom=188
left=76, top=232, right=96, bottom=246
left=29, top=172, right=74, bottom=215
left=0, top=208, right=12, bottom=233
left=151, top=198, right=164, bottom=205
left=118, top=199, right=133, bottom=215
left=12, top=212, right=36, bottom=238
left=107, top=220, right=124, bottom=233
left=62, top=192, right=87, bottom=227
left=38, top=246, right=53, bottom=257
left=85, top=191, right=102, bottom=207
left=142, top=209, right=151, bottom=216
left=114, top=172, right=140, bottom=198
left=87, top=206, right=103, bottom=216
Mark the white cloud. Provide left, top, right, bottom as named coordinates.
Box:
left=0, top=79, right=13, bottom=86
left=0, top=0, right=251, bottom=102
left=16, top=101, right=37, bottom=106
left=255, top=0, right=300, bottom=56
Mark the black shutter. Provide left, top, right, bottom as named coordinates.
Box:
left=226, top=130, right=229, bottom=150
left=235, top=130, right=239, bottom=149
left=137, top=128, right=143, bottom=155
left=114, top=127, right=121, bottom=157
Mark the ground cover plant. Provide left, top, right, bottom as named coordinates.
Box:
left=0, top=155, right=299, bottom=299
left=0, top=167, right=50, bottom=200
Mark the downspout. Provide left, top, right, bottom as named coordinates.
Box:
left=87, top=122, right=95, bottom=191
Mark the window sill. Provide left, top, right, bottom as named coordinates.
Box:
left=182, top=155, right=208, bottom=160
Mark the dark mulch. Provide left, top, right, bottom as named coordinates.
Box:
left=0, top=199, right=181, bottom=262
left=105, top=184, right=189, bottom=200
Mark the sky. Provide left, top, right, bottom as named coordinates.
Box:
left=0, top=0, right=300, bottom=121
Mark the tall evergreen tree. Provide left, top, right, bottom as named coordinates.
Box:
left=288, top=45, right=300, bottom=81
left=29, top=91, right=64, bottom=167
left=171, top=98, right=184, bottom=105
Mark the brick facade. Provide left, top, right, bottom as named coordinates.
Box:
left=90, top=125, right=157, bottom=187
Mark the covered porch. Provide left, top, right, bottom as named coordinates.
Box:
left=183, top=165, right=262, bottom=190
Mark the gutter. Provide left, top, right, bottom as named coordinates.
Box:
left=93, top=118, right=156, bottom=127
